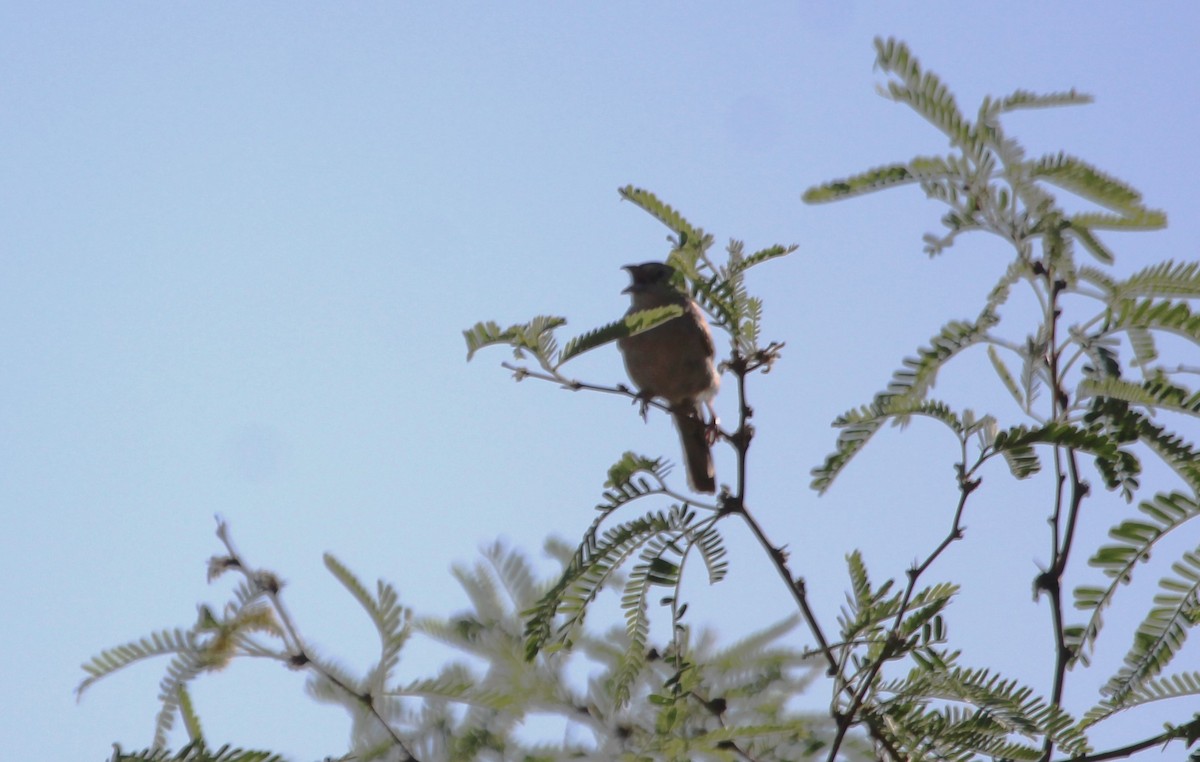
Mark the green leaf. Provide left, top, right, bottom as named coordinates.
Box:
left=611, top=506, right=713, bottom=706
left=595, top=453, right=678, bottom=516
left=1112, top=260, right=1200, bottom=300
left=987, top=345, right=1024, bottom=409
left=524, top=511, right=669, bottom=659
left=690, top=278, right=740, bottom=337
left=1066, top=222, right=1114, bottom=265
left=803, top=163, right=917, bottom=203
left=887, top=314, right=999, bottom=408
left=603, top=451, right=668, bottom=491
left=1127, top=326, right=1158, bottom=367
left=1070, top=208, right=1167, bottom=231
left=78, top=629, right=203, bottom=698
left=811, top=397, right=967, bottom=494
left=1085, top=393, right=1200, bottom=492
left=1079, top=376, right=1200, bottom=417
left=152, top=652, right=211, bottom=749
left=108, top=740, right=286, bottom=762
left=693, top=522, right=728, bottom=585
left=1071, top=493, right=1200, bottom=668
left=1078, top=265, right=1118, bottom=296
left=393, top=674, right=515, bottom=712
left=524, top=502, right=716, bottom=667
left=838, top=551, right=905, bottom=650
left=1106, top=301, right=1200, bottom=359
left=618, top=185, right=712, bottom=252
left=991, top=422, right=1135, bottom=492
left=991, top=422, right=1120, bottom=460
left=556, top=305, right=682, bottom=368
left=462, top=320, right=520, bottom=361
left=735, top=243, right=798, bottom=272
left=814, top=311, right=996, bottom=490
left=984, top=88, right=1093, bottom=114
left=1103, top=549, right=1200, bottom=704
left=324, top=555, right=410, bottom=679
left=885, top=664, right=1088, bottom=757
left=998, top=440, right=1042, bottom=480
left=1121, top=671, right=1200, bottom=703
left=873, top=37, right=980, bottom=158
left=177, top=683, right=203, bottom=743
left=1030, top=152, right=1145, bottom=213
left=462, top=315, right=567, bottom=362
left=898, top=583, right=960, bottom=639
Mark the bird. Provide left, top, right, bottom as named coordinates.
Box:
left=617, top=261, right=720, bottom=494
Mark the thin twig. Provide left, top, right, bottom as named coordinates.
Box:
left=720, top=350, right=837, bottom=673
left=825, top=440, right=981, bottom=762
left=717, top=349, right=910, bottom=760
left=683, top=690, right=765, bottom=762
left=1039, top=268, right=1089, bottom=762
left=1050, top=723, right=1196, bottom=762
left=500, top=361, right=672, bottom=411
left=215, top=520, right=421, bottom=762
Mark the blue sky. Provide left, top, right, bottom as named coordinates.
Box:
left=3, top=3, right=1199, bottom=759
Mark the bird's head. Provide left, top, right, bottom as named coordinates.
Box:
left=621, top=261, right=676, bottom=294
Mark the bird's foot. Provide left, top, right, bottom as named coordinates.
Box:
left=632, top=392, right=653, bottom=421
left=704, top=401, right=721, bottom=444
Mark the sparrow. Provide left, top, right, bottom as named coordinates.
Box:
left=617, top=262, right=720, bottom=494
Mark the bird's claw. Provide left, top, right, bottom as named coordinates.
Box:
left=704, top=401, right=720, bottom=444
left=631, top=392, right=653, bottom=421
left=704, top=418, right=721, bottom=445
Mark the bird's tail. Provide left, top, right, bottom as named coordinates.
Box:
left=672, top=406, right=715, bottom=494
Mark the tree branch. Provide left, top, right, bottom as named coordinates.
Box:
left=215, top=520, right=421, bottom=762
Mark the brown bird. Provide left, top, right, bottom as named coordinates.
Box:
left=617, top=262, right=720, bottom=494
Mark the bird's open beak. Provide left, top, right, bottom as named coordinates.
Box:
left=621, top=264, right=636, bottom=293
